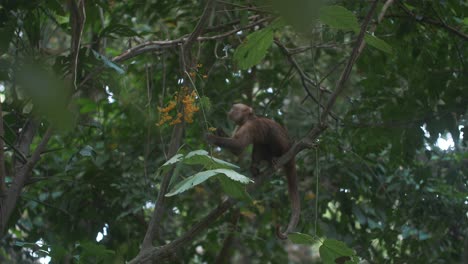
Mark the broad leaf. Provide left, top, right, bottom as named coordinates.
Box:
left=234, top=27, right=274, bottom=70
left=218, top=175, right=252, bottom=201
left=319, top=239, right=357, bottom=264
left=165, top=169, right=252, bottom=197
left=92, top=50, right=125, bottom=74
left=271, top=0, right=321, bottom=32
left=289, top=232, right=316, bottom=244
left=79, top=145, right=96, bottom=158
left=319, top=5, right=359, bottom=33
left=184, top=150, right=240, bottom=169
left=365, top=34, right=393, bottom=54
left=99, top=23, right=139, bottom=38
left=161, top=154, right=184, bottom=168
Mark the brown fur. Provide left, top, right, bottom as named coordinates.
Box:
left=206, top=103, right=300, bottom=239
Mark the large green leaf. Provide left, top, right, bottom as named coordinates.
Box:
left=233, top=27, right=274, bottom=70
left=218, top=175, right=252, bottom=201
left=99, top=23, right=139, bottom=38
left=271, top=0, right=321, bottom=32
left=165, top=169, right=252, bottom=197
left=319, top=239, right=357, bottom=264
left=183, top=150, right=240, bottom=169
left=365, top=33, right=393, bottom=54
left=319, top=5, right=359, bottom=33
left=289, top=232, right=316, bottom=244
left=159, top=154, right=184, bottom=173
left=92, top=50, right=125, bottom=74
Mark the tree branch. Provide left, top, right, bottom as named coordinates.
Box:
left=0, top=127, right=53, bottom=235
left=320, top=0, right=380, bottom=124
left=131, top=198, right=236, bottom=263
left=69, top=0, right=86, bottom=89
left=130, top=1, right=388, bottom=261
left=273, top=0, right=385, bottom=192
left=79, top=16, right=271, bottom=88
left=274, top=39, right=338, bottom=120
left=0, top=101, right=7, bottom=195
left=141, top=0, right=217, bottom=250
left=397, top=0, right=468, bottom=41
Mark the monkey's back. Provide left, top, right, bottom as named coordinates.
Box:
left=248, top=117, right=291, bottom=157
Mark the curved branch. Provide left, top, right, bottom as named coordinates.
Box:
left=130, top=199, right=236, bottom=263
left=397, top=0, right=468, bottom=41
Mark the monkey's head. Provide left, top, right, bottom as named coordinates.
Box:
left=228, top=103, right=254, bottom=125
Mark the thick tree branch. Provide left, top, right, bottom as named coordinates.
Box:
left=184, top=0, right=216, bottom=51
left=79, top=16, right=271, bottom=87
left=113, top=17, right=270, bottom=63
left=214, top=209, right=240, bottom=264
left=131, top=199, right=236, bottom=263
left=0, top=127, right=53, bottom=235
left=0, top=101, right=6, bottom=195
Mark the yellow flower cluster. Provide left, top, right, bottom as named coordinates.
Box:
left=182, top=90, right=199, bottom=123
left=156, top=88, right=200, bottom=126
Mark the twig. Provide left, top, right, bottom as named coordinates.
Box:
left=78, top=16, right=271, bottom=88
left=140, top=0, right=217, bottom=250
left=397, top=1, right=468, bottom=41
left=0, top=101, right=6, bottom=195
left=274, top=39, right=338, bottom=120
left=320, top=0, right=380, bottom=123
left=69, top=0, right=86, bottom=90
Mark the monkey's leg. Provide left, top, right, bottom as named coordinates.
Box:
left=250, top=145, right=270, bottom=177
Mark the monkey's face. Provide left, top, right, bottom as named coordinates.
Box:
left=228, top=103, right=253, bottom=125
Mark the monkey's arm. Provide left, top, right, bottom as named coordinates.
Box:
left=205, top=133, right=251, bottom=155
left=214, top=127, right=229, bottom=137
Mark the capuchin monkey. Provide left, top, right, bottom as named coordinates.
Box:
left=206, top=103, right=299, bottom=239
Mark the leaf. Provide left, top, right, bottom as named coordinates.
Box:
left=352, top=205, right=367, bottom=225
left=77, top=98, right=98, bottom=114
left=157, top=154, right=184, bottom=176
left=79, top=145, right=96, bottom=158
left=165, top=169, right=252, bottom=197
left=364, top=34, right=393, bottom=54
left=79, top=241, right=115, bottom=261
left=319, top=5, right=360, bottom=33
left=92, top=50, right=125, bottom=74
left=418, top=231, right=432, bottom=241
left=199, top=96, right=212, bottom=113
left=218, top=175, right=252, bottom=201
left=0, top=21, right=15, bottom=53
left=99, top=23, right=139, bottom=38
left=271, top=0, right=321, bottom=32
left=233, top=28, right=274, bottom=70
left=160, top=154, right=184, bottom=169
left=289, top=232, right=316, bottom=245
left=319, top=239, right=357, bottom=264
left=184, top=150, right=240, bottom=169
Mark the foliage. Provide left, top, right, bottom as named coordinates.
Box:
left=0, top=0, right=466, bottom=263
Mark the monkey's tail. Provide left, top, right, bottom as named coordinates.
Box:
left=276, top=160, right=300, bottom=240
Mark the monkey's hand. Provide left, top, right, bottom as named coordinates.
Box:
left=204, top=133, right=217, bottom=145
left=215, top=127, right=229, bottom=137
